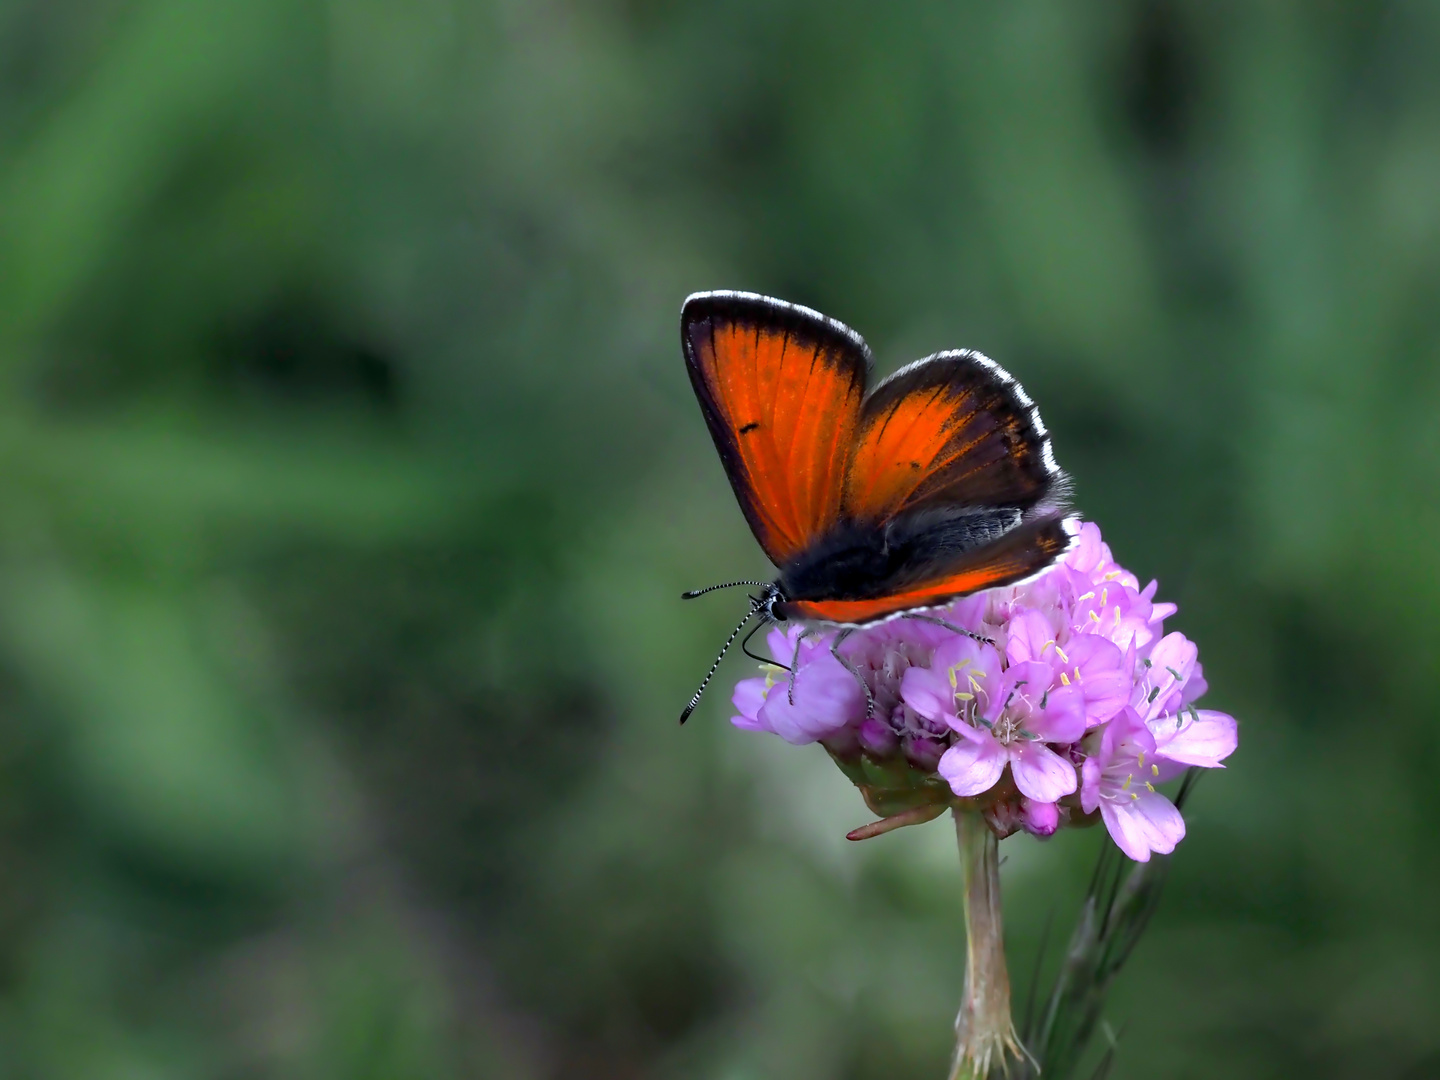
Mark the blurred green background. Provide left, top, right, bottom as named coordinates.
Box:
left=0, top=1, right=1437, bottom=1077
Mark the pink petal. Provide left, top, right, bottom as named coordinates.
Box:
left=1103, top=707, right=1157, bottom=761
left=951, top=719, right=992, bottom=745
left=1101, top=789, right=1185, bottom=861
left=730, top=677, right=769, bottom=730
left=1149, top=757, right=1189, bottom=784
left=941, top=593, right=989, bottom=631
left=1066, top=521, right=1106, bottom=574
left=990, top=660, right=1053, bottom=725
left=1100, top=800, right=1155, bottom=862
left=1151, top=709, right=1237, bottom=769
left=1180, top=663, right=1209, bottom=706
left=764, top=626, right=796, bottom=665
left=1130, top=788, right=1186, bottom=853
left=1080, top=757, right=1102, bottom=814
left=757, top=649, right=864, bottom=744
left=1063, top=635, right=1131, bottom=724
left=1009, top=741, right=1078, bottom=801
left=1139, top=633, right=1198, bottom=720
left=1021, top=798, right=1060, bottom=837
left=932, top=635, right=1001, bottom=673
left=938, top=734, right=1007, bottom=797
left=899, top=665, right=955, bottom=723
left=917, top=638, right=1001, bottom=725
left=1005, top=610, right=1057, bottom=666
left=1034, top=683, right=1087, bottom=743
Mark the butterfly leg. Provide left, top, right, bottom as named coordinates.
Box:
left=830, top=629, right=876, bottom=719
left=786, top=627, right=814, bottom=705
left=902, top=612, right=995, bottom=647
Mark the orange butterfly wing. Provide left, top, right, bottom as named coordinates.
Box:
left=782, top=514, right=1075, bottom=624
left=777, top=349, right=1071, bottom=624
left=682, top=292, right=870, bottom=566
left=843, top=350, right=1058, bottom=523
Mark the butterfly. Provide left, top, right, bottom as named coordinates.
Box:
left=679, top=291, right=1075, bottom=721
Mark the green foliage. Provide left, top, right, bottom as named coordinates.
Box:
left=0, top=1, right=1438, bottom=1077
left=1015, top=771, right=1201, bottom=1080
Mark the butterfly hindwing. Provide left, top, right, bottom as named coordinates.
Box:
left=682, top=292, right=871, bottom=565
left=843, top=350, right=1059, bottom=523
left=780, top=513, right=1076, bottom=624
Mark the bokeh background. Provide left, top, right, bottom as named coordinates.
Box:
left=0, top=1, right=1437, bottom=1077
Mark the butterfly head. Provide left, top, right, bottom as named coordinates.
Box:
left=753, top=581, right=788, bottom=623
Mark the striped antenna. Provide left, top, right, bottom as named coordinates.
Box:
left=679, top=607, right=756, bottom=723
left=681, top=580, right=767, bottom=600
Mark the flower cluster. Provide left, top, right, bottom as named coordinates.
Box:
left=731, top=522, right=1237, bottom=861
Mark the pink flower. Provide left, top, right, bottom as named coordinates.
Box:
left=730, top=620, right=955, bottom=765
left=1133, top=632, right=1204, bottom=722
left=1021, top=797, right=1061, bottom=837
left=1080, top=705, right=1237, bottom=861
left=730, top=626, right=863, bottom=745
left=904, top=649, right=1085, bottom=803
left=839, top=620, right=957, bottom=769
left=1005, top=610, right=1131, bottom=729
left=1080, top=710, right=1184, bottom=861
left=725, top=520, right=1239, bottom=861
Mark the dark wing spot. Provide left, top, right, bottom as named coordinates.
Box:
left=739, top=421, right=761, bottom=434
left=909, top=461, right=922, bottom=470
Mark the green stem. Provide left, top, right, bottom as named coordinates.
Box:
left=949, top=809, right=1027, bottom=1080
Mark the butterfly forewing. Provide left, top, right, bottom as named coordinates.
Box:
left=843, top=350, right=1058, bottom=523
left=682, top=292, right=870, bottom=565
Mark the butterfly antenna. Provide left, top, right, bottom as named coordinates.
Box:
left=681, top=580, right=768, bottom=600
left=680, top=607, right=756, bottom=723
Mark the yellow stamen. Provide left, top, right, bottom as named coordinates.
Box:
left=1060, top=671, right=1071, bottom=686
left=761, top=664, right=786, bottom=691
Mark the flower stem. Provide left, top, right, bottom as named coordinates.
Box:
left=949, top=809, right=1027, bottom=1080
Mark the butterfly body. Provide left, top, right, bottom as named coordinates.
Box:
left=678, top=291, right=1075, bottom=719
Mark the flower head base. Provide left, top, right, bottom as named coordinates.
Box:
left=731, top=521, right=1237, bottom=860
